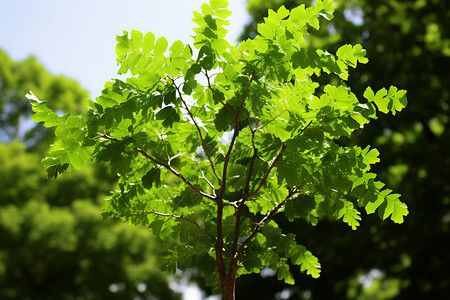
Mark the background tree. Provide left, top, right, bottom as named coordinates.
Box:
left=237, top=0, right=450, bottom=298
left=0, top=49, right=180, bottom=300
left=26, top=1, right=408, bottom=299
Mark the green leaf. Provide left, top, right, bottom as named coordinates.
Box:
left=285, top=194, right=316, bottom=222
left=26, top=92, right=62, bottom=127
left=154, top=36, right=168, bottom=57
left=336, top=200, right=361, bottom=230
left=130, top=29, right=143, bottom=51
left=277, top=259, right=295, bottom=285
left=170, top=40, right=185, bottom=57
left=173, top=188, right=202, bottom=207
left=142, top=31, right=155, bottom=55
left=288, top=245, right=321, bottom=278
left=155, top=106, right=180, bottom=127
left=378, top=194, right=409, bottom=223
left=42, top=156, right=69, bottom=179
left=142, top=167, right=161, bottom=189
left=210, top=0, right=228, bottom=10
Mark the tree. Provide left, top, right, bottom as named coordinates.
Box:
left=241, top=0, right=449, bottom=298
left=27, top=1, right=408, bottom=299
left=0, top=50, right=180, bottom=299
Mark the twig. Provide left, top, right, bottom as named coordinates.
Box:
left=247, top=143, right=287, bottom=199
left=205, top=70, right=237, bottom=118
left=170, top=78, right=222, bottom=186
left=127, top=210, right=207, bottom=237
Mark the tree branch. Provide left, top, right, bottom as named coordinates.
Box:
left=231, top=116, right=258, bottom=269
left=247, top=143, right=287, bottom=199
left=97, top=133, right=215, bottom=201
left=205, top=70, right=237, bottom=118
left=216, top=69, right=257, bottom=279
left=171, top=78, right=222, bottom=186
left=236, top=187, right=302, bottom=257
left=134, top=148, right=215, bottom=200
left=126, top=210, right=207, bottom=237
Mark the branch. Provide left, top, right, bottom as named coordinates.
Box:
left=126, top=210, right=207, bottom=237
left=231, top=116, right=258, bottom=267
left=134, top=148, right=215, bottom=201
left=216, top=69, right=257, bottom=278
left=97, top=133, right=215, bottom=201
left=205, top=70, right=236, bottom=118
left=171, top=78, right=222, bottom=186
left=219, top=69, right=257, bottom=197
left=247, top=143, right=287, bottom=199
left=236, top=187, right=302, bottom=257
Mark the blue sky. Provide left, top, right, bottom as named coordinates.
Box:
left=0, top=0, right=250, bottom=98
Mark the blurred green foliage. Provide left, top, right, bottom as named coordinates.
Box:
left=0, top=50, right=180, bottom=299
left=237, top=0, right=450, bottom=299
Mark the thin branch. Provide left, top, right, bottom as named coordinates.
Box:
left=247, top=143, right=287, bottom=199
left=170, top=78, right=222, bottom=186
left=215, top=200, right=226, bottom=281
left=126, top=210, right=207, bottom=237
left=299, top=120, right=313, bottom=135
left=97, top=133, right=215, bottom=201
left=218, top=69, right=257, bottom=197
left=231, top=116, right=258, bottom=267
left=216, top=68, right=258, bottom=279
left=204, top=70, right=237, bottom=118
left=134, top=148, right=215, bottom=201
left=236, top=187, right=302, bottom=257
left=201, top=170, right=217, bottom=197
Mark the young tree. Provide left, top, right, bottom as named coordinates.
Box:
left=27, top=0, right=408, bottom=299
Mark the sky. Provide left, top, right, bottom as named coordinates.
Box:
left=0, top=0, right=251, bottom=98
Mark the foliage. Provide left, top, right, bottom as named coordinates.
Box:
left=27, top=0, right=407, bottom=298
left=240, top=0, right=449, bottom=299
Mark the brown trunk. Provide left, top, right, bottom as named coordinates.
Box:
left=221, top=275, right=236, bottom=300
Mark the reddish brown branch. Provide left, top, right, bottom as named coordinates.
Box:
left=247, top=144, right=287, bottom=199
left=216, top=69, right=257, bottom=281
left=205, top=70, right=237, bottom=118
left=171, top=78, right=222, bottom=186
left=97, top=133, right=215, bottom=201
left=231, top=117, right=258, bottom=267
left=236, top=187, right=301, bottom=257
left=134, top=148, right=215, bottom=200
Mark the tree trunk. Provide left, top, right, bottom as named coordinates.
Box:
left=221, top=275, right=236, bottom=300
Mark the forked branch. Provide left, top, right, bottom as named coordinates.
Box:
left=236, top=186, right=302, bottom=257
left=97, top=133, right=215, bottom=201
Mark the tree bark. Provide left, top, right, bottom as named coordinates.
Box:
left=221, top=275, right=236, bottom=300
